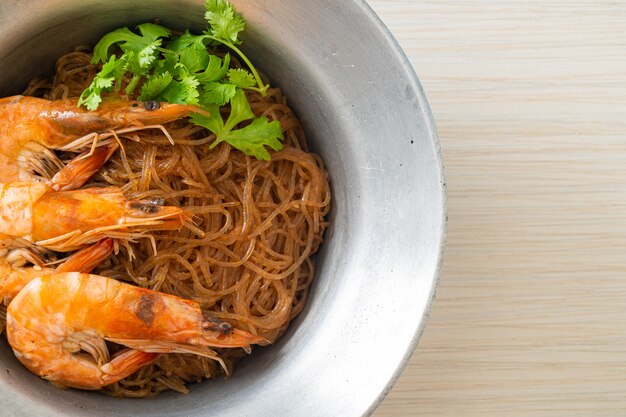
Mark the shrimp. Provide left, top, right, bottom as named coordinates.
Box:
left=0, top=182, right=190, bottom=252
left=0, top=95, right=203, bottom=182
left=0, top=239, right=113, bottom=304
left=6, top=273, right=266, bottom=390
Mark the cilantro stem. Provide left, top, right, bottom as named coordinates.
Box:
left=207, top=36, right=268, bottom=96
left=246, top=86, right=265, bottom=94
left=125, top=74, right=142, bottom=95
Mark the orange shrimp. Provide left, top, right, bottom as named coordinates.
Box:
left=0, top=95, right=202, bottom=182
left=6, top=273, right=266, bottom=390
left=0, top=182, right=190, bottom=252
left=0, top=239, right=113, bottom=304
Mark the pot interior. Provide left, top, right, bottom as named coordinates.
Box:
left=0, top=1, right=444, bottom=416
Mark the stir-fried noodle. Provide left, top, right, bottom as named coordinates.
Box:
left=21, top=48, right=330, bottom=396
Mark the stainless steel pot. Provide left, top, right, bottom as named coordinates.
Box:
left=0, top=1, right=445, bottom=416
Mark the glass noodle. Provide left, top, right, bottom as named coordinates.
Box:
left=22, top=48, right=331, bottom=397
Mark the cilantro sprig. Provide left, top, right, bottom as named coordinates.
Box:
left=89, top=23, right=172, bottom=96
left=191, top=90, right=282, bottom=160
left=78, top=0, right=281, bottom=160
left=203, top=0, right=269, bottom=95
left=78, top=55, right=126, bottom=110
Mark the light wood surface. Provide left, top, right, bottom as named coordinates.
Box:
left=368, top=1, right=626, bottom=416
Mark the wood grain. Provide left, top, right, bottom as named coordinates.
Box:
left=367, top=1, right=626, bottom=416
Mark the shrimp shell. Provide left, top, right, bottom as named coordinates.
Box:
left=6, top=273, right=266, bottom=390
left=0, top=95, right=204, bottom=182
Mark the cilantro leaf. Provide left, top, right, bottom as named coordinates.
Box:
left=205, top=0, right=245, bottom=45
left=154, top=52, right=180, bottom=76
left=124, top=46, right=159, bottom=76
left=131, top=24, right=171, bottom=50
left=123, top=48, right=160, bottom=95
left=166, top=31, right=212, bottom=74
left=92, top=23, right=171, bottom=64
left=190, top=88, right=283, bottom=159
left=196, top=54, right=230, bottom=83
left=189, top=104, right=223, bottom=136
left=223, top=117, right=283, bottom=160
left=138, top=72, right=174, bottom=101
left=227, top=68, right=256, bottom=89
left=223, top=88, right=254, bottom=131
left=92, top=28, right=134, bottom=63
left=191, top=89, right=251, bottom=138
left=160, top=74, right=200, bottom=105
left=201, top=82, right=237, bottom=106
left=179, top=46, right=210, bottom=74
left=167, top=30, right=209, bottom=51
left=78, top=88, right=106, bottom=112
left=137, top=40, right=161, bottom=68
left=78, top=55, right=126, bottom=110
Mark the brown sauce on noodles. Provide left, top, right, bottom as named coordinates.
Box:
left=22, top=48, right=331, bottom=397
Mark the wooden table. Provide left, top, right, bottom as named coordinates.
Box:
left=368, top=1, right=626, bottom=416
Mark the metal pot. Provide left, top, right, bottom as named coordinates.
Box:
left=0, top=1, right=445, bottom=416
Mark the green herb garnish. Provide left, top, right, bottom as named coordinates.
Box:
left=203, top=0, right=268, bottom=95
left=191, top=89, right=283, bottom=161
left=78, top=0, right=281, bottom=160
